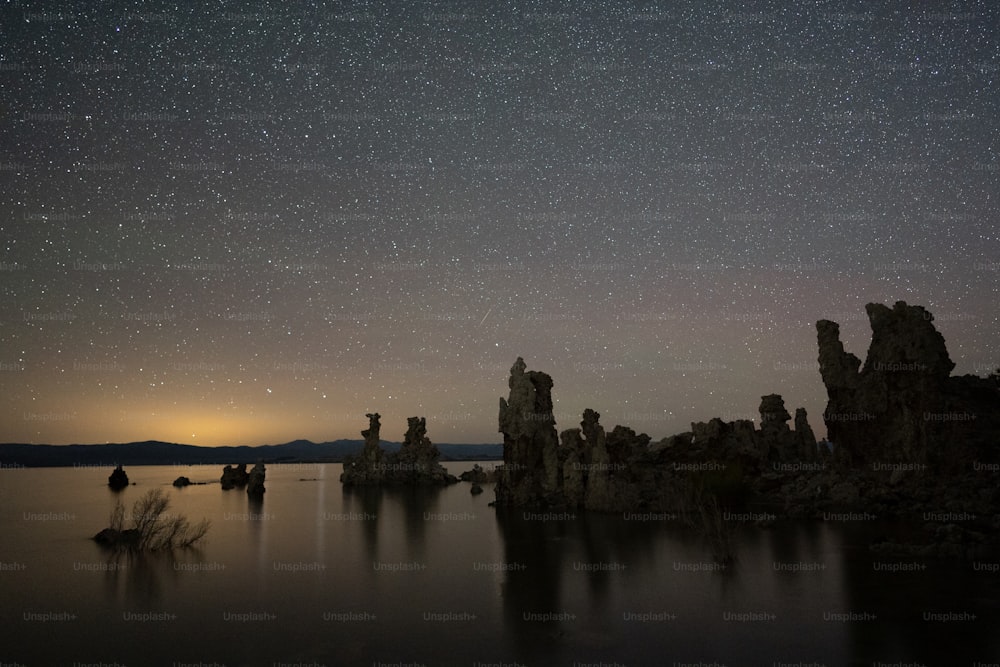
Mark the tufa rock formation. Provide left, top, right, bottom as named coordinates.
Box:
left=340, top=413, right=457, bottom=486
left=493, top=305, right=999, bottom=550
left=340, top=413, right=385, bottom=485
left=340, top=412, right=384, bottom=485
left=221, top=463, right=249, bottom=490
left=494, top=357, right=561, bottom=506
left=386, top=416, right=458, bottom=485
left=459, top=463, right=494, bottom=484
left=247, top=462, right=266, bottom=498
left=817, top=301, right=999, bottom=472
left=173, top=476, right=192, bottom=488
left=108, top=465, right=129, bottom=490
left=494, top=358, right=819, bottom=513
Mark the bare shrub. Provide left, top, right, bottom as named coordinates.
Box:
left=101, top=489, right=209, bottom=551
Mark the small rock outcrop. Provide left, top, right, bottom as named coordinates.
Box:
left=247, top=462, right=266, bottom=498
left=459, top=463, right=494, bottom=484
left=221, top=463, right=249, bottom=490
left=172, top=476, right=191, bottom=488
left=94, top=527, right=138, bottom=548
left=340, top=413, right=458, bottom=486
left=108, top=465, right=129, bottom=490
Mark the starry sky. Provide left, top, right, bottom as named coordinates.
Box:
left=1, top=1, right=997, bottom=447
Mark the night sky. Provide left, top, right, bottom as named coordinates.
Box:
left=2, top=1, right=997, bottom=447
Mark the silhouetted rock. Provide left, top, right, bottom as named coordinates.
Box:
left=386, top=416, right=458, bottom=485
left=793, top=408, right=818, bottom=461
left=581, top=409, right=614, bottom=510
left=341, top=414, right=457, bottom=486
left=93, top=527, right=139, bottom=548
left=459, top=463, right=494, bottom=484
left=757, top=394, right=818, bottom=462
left=247, top=462, right=266, bottom=497
left=494, top=360, right=816, bottom=514
left=491, top=324, right=999, bottom=544
left=559, top=427, right=586, bottom=507
left=494, top=357, right=561, bottom=507
left=817, top=301, right=1000, bottom=472
left=172, top=476, right=191, bottom=488
left=340, top=413, right=384, bottom=485
left=108, top=465, right=129, bottom=490
left=221, top=463, right=249, bottom=489
left=470, top=484, right=484, bottom=495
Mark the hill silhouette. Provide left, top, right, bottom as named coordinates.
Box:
left=0, top=439, right=501, bottom=468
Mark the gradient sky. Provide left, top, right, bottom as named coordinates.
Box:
left=2, top=1, right=997, bottom=446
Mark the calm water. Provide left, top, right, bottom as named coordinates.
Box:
left=1, top=463, right=998, bottom=666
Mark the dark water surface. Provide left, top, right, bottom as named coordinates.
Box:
left=1, top=463, right=998, bottom=666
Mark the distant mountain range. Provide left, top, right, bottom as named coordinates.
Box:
left=0, top=439, right=503, bottom=468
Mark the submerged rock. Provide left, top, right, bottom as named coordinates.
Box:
left=108, top=465, right=129, bottom=490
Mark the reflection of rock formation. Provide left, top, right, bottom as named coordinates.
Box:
left=108, top=465, right=129, bottom=490
left=340, top=413, right=458, bottom=486
left=221, top=463, right=249, bottom=489
left=818, top=301, right=999, bottom=472
left=493, top=507, right=670, bottom=657
left=493, top=507, right=568, bottom=661
left=247, top=462, right=266, bottom=498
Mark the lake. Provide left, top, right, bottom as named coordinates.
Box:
left=1, top=463, right=998, bottom=666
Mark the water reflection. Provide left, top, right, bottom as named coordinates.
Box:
left=834, top=520, right=1000, bottom=663
left=4, top=465, right=999, bottom=664
left=494, top=507, right=569, bottom=659
left=99, top=548, right=182, bottom=605
left=341, top=484, right=382, bottom=562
